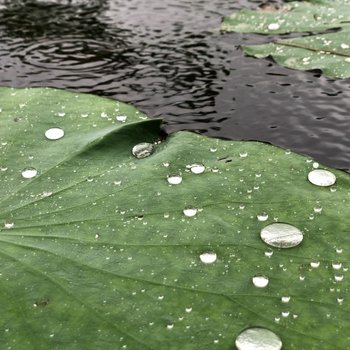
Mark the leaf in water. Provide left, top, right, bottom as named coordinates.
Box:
left=1, top=87, right=350, bottom=349
left=221, top=0, right=350, bottom=78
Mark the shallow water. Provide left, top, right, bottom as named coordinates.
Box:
left=1, top=0, right=350, bottom=171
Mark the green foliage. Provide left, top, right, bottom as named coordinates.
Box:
left=0, top=87, right=350, bottom=349
left=222, top=0, right=350, bottom=78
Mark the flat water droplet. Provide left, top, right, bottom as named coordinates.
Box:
left=183, top=208, right=198, bottom=217
left=268, top=23, right=280, bottom=31
left=260, top=223, right=303, bottom=248
left=252, top=275, right=269, bottom=288
left=21, top=167, right=38, bottom=179
left=4, top=222, right=14, bottom=229
left=199, top=251, right=217, bottom=264
left=167, top=175, right=182, bottom=185
left=45, top=127, right=64, bottom=140
left=190, top=164, right=205, bottom=174
left=257, top=212, right=269, bottom=222
left=308, top=169, right=336, bottom=187
left=132, top=143, right=154, bottom=159
left=235, top=327, right=282, bottom=350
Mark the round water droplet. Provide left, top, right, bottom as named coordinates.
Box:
left=308, top=169, right=336, bottom=187
left=190, top=164, right=205, bottom=174
left=268, top=23, right=280, bottom=31
left=45, top=127, right=64, bottom=140
left=257, top=212, right=269, bottom=222
left=199, top=251, right=217, bottom=264
left=167, top=175, right=182, bottom=185
left=252, top=275, right=269, bottom=288
left=131, top=143, right=154, bottom=159
left=281, top=296, right=290, bottom=303
left=21, top=167, right=38, bottom=179
left=183, top=208, right=197, bottom=217
left=260, top=223, right=303, bottom=248
left=235, top=327, right=282, bottom=350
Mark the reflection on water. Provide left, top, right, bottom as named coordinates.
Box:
left=0, top=0, right=350, bottom=171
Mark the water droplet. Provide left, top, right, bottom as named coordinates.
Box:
left=21, top=167, right=38, bottom=179
left=334, top=275, right=344, bottom=282
left=190, top=164, right=205, bottom=174
left=310, top=261, right=320, bottom=268
left=268, top=23, right=280, bottom=31
left=185, top=307, right=192, bottom=313
left=131, top=143, right=154, bottom=159
left=314, top=206, right=322, bottom=213
left=57, top=112, right=66, bottom=117
left=210, top=147, right=217, bottom=152
left=332, top=262, right=342, bottom=270
left=257, top=212, right=269, bottom=222
left=239, top=152, right=248, bottom=158
left=341, top=43, right=349, bottom=49
left=281, top=311, right=290, bottom=318
left=199, top=251, right=217, bottom=264
left=281, top=296, right=290, bottom=303
left=260, top=223, right=303, bottom=248
left=235, top=327, right=282, bottom=350
left=308, top=169, right=336, bottom=187
left=166, top=324, right=174, bottom=330
left=45, top=127, right=64, bottom=140
left=313, top=162, right=319, bottom=169
left=264, top=250, right=273, bottom=258
left=183, top=208, right=198, bottom=217
left=252, top=275, right=269, bottom=288
left=116, top=115, right=127, bottom=122
left=4, top=222, right=14, bottom=229
left=167, top=175, right=182, bottom=185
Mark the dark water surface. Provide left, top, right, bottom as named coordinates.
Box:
left=1, top=0, right=350, bottom=170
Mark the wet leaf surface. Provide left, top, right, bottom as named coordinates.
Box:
left=0, top=87, right=350, bottom=349
left=222, top=0, right=350, bottom=78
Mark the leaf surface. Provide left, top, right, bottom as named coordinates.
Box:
left=0, top=87, right=350, bottom=349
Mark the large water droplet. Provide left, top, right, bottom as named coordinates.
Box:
left=183, top=208, right=198, bottom=217
left=190, top=164, right=205, bottom=174
left=167, top=175, right=182, bottom=185
left=257, top=212, right=269, bottom=222
left=260, top=223, right=303, bottom=248
left=21, top=167, right=38, bottom=179
left=252, top=275, right=269, bottom=288
left=132, top=143, right=154, bottom=159
left=45, top=127, right=64, bottom=140
left=199, top=251, right=217, bottom=264
left=235, top=327, right=282, bottom=350
left=308, top=169, right=336, bottom=187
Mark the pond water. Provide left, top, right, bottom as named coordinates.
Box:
left=1, top=0, right=350, bottom=171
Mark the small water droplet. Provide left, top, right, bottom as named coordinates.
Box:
left=116, top=115, right=127, bottom=122
left=334, top=275, right=344, bottom=282
left=260, top=223, right=303, bottom=248
left=281, top=296, right=290, bottom=303
left=239, top=152, right=248, bottom=158
left=131, top=143, right=154, bottom=159
left=199, top=251, right=217, bottom=264
left=4, top=222, right=14, bottom=229
left=190, top=164, right=205, bottom=174
left=268, top=23, right=280, bottom=31
left=332, top=262, right=342, bottom=270
left=308, top=169, right=336, bottom=187
left=257, top=212, right=269, bottom=222
left=166, top=324, right=174, bottom=330
left=336, top=248, right=343, bottom=254
left=235, top=327, right=282, bottom=350
left=185, top=307, right=192, bottom=313
left=21, top=167, right=38, bottom=179
left=314, top=206, right=322, bottom=213
left=57, top=112, right=66, bottom=117
left=264, top=250, right=273, bottom=258
left=183, top=208, right=198, bottom=217
left=167, top=175, right=182, bottom=185
left=281, top=311, right=289, bottom=318
left=252, top=275, right=269, bottom=288
left=45, top=127, right=64, bottom=140
left=337, top=297, right=344, bottom=305
left=310, top=261, right=320, bottom=268
left=210, top=147, right=217, bottom=152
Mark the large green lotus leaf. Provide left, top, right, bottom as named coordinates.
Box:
left=222, top=0, right=350, bottom=78
left=0, top=87, right=350, bottom=349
